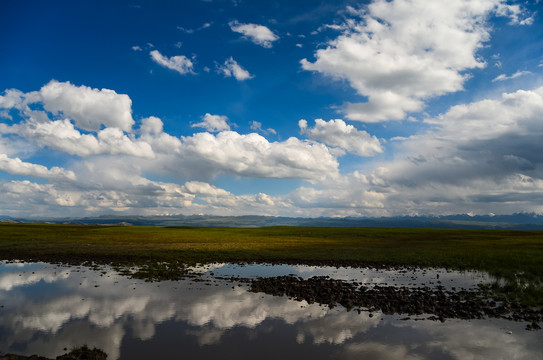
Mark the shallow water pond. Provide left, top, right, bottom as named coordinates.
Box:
left=0, top=261, right=541, bottom=359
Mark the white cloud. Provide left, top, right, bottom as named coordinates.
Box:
left=217, top=57, right=254, bottom=81
left=250, top=121, right=262, bottom=131
left=0, top=169, right=199, bottom=216
left=496, top=3, right=534, bottom=25
left=285, top=181, right=387, bottom=217
left=177, top=26, right=194, bottom=34
left=150, top=50, right=195, bottom=75
left=2, top=82, right=341, bottom=187
left=139, top=116, right=182, bottom=154
left=344, top=93, right=423, bottom=123
left=0, top=119, right=154, bottom=158
left=132, top=46, right=142, bottom=51
left=299, top=119, right=383, bottom=156
left=250, top=121, right=276, bottom=135
left=229, top=21, right=279, bottom=48
left=182, top=181, right=232, bottom=197
left=359, top=86, right=543, bottom=215
left=0, top=89, right=25, bottom=110
left=179, top=131, right=339, bottom=180
left=0, top=154, right=76, bottom=181
left=0, top=173, right=287, bottom=217
left=177, top=22, right=212, bottom=34
left=0, top=81, right=345, bottom=217
left=0, top=181, right=79, bottom=212
left=301, top=0, right=523, bottom=122
left=0, top=83, right=156, bottom=159
left=191, top=113, right=231, bottom=132
left=243, top=86, right=543, bottom=218
left=12, top=80, right=543, bottom=217
left=38, top=80, right=134, bottom=131
left=492, top=70, right=532, bottom=82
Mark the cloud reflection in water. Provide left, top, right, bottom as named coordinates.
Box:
left=0, top=262, right=540, bottom=360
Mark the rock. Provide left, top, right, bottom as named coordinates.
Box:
left=249, top=275, right=543, bottom=328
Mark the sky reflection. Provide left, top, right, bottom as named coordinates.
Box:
left=0, top=261, right=540, bottom=360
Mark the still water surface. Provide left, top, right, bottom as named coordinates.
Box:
left=0, top=261, right=541, bottom=359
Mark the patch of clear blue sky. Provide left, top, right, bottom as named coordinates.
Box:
left=0, top=0, right=361, bottom=129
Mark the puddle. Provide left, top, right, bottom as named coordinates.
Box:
left=197, top=262, right=491, bottom=290
left=0, top=261, right=541, bottom=359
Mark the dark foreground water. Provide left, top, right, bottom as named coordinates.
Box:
left=0, top=261, right=541, bottom=359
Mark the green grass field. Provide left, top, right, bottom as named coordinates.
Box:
left=1, top=223, right=542, bottom=305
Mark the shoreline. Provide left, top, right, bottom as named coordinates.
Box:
left=1, top=223, right=542, bottom=308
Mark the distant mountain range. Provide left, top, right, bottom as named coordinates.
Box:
left=2, top=213, right=543, bottom=230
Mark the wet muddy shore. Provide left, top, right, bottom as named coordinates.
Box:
left=3, top=256, right=542, bottom=330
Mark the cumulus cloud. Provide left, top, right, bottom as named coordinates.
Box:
left=286, top=177, right=387, bottom=218
left=14, top=79, right=543, bottom=217
left=179, top=131, right=339, bottom=180
left=301, top=0, right=527, bottom=122
left=150, top=50, right=195, bottom=75
left=182, top=181, right=232, bottom=197
left=0, top=89, right=26, bottom=110
left=262, top=86, right=543, bottom=217
left=1, top=81, right=135, bottom=134
left=217, top=57, right=254, bottom=81
left=2, top=82, right=341, bottom=188
left=343, top=93, right=423, bottom=123
left=0, top=173, right=287, bottom=217
left=0, top=181, right=79, bottom=212
left=1, top=81, right=344, bottom=217
left=5, top=84, right=543, bottom=219
left=0, top=81, right=154, bottom=158
left=38, top=80, right=134, bottom=131
left=0, top=171, right=197, bottom=216
left=0, top=154, right=76, bottom=181
left=361, top=86, right=543, bottom=215
left=191, top=113, right=231, bottom=132
left=229, top=21, right=279, bottom=48
left=139, top=116, right=182, bottom=154
left=299, top=119, right=383, bottom=156
left=0, top=119, right=154, bottom=158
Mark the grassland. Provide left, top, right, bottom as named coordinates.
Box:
left=1, top=223, right=542, bottom=305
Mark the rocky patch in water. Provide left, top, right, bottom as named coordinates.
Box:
left=250, top=275, right=542, bottom=330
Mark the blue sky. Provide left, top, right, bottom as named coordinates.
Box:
left=1, top=0, right=542, bottom=218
